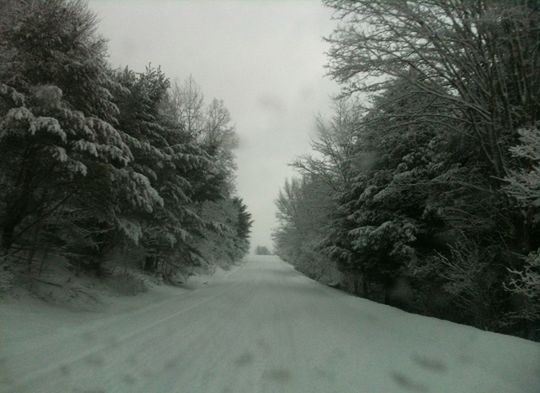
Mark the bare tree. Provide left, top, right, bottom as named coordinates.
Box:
left=170, top=76, right=205, bottom=136
left=325, top=0, right=540, bottom=177
left=292, top=98, right=363, bottom=191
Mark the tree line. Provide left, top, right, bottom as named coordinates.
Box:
left=274, top=0, right=540, bottom=339
left=0, top=0, right=252, bottom=287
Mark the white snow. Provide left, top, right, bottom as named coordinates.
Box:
left=1, top=256, right=539, bottom=393
left=30, top=117, right=66, bottom=142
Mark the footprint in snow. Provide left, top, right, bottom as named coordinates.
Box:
left=411, top=353, right=447, bottom=373
left=390, top=371, right=429, bottom=393
left=263, top=368, right=292, bottom=384
left=59, top=365, right=70, bottom=376
left=234, top=352, right=254, bottom=367
left=84, top=354, right=104, bottom=367
left=122, top=374, right=136, bottom=385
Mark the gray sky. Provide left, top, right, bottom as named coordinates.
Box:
left=89, top=0, right=338, bottom=251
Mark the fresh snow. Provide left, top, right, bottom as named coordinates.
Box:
left=1, top=256, right=539, bottom=393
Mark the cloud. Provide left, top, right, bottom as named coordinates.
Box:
left=299, top=85, right=315, bottom=101
left=257, top=94, right=286, bottom=114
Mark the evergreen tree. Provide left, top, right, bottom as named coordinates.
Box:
left=0, top=0, right=161, bottom=267
left=0, top=0, right=253, bottom=284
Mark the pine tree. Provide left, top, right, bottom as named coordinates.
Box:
left=0, top=0, right=162, bottom=270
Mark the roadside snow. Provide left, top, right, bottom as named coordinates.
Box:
left=1, top=256, right=539, bottom=393
left=1, top=263, right=234, bottom=350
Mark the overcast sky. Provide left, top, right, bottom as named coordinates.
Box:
left=89, top=0, right=338, bottom=252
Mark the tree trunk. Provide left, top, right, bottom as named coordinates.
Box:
left=1, top=185, right=32, bottom=251
left=362, top=275, right=370, bottom=298
left=144, top=255, right=157, bottom=272
left=1, top=225, right=14, bottom=251
left=353, top=274, right=360, bottom=295
left=1, top=215, right=21, bottom=251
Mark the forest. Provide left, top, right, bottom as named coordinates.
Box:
left=273, top=0, right=540, bottom=339
left=1, top=0, right=539, bottom=345
left=1, top=1, right=539, bottom=392
left=0, top=0, right=252, bottom=290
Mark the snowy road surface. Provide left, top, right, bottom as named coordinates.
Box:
left=2, top=256, right=540, bottom=393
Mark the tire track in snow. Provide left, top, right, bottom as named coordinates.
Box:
left=8, top=275, right=247, bottom=392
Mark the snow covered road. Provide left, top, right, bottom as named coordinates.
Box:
left=2, top=256, right=540, bottom=393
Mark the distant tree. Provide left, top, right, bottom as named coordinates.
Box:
left=233, top=198, right=253, bottom=257
left=169, top=76, right=205, bottom=137
left=273, top=176, right=338, bottom=282
left=195, top=197, right=252, bottom=269
left=292, top=98, right=361, bottom=191
left=255, top=246, right=271, bottom=256
left=112, top=67, right=251, bottom=278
